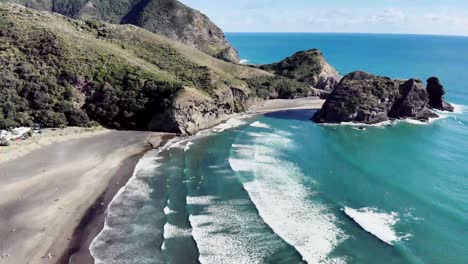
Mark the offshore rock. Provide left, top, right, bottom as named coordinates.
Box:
left=426, top=77, right=454, bottom=112
left=313, top=71, right=438, bottom=124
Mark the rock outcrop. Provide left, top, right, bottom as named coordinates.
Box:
left=0, top=0, right=240, bottom=63
left=313, top=71, right=439, bottom=124
left=426, top=77, right=454, bottom=112
left=149, top=86, right=252, bottom=135
left=260, top=49, right=342, bottom=93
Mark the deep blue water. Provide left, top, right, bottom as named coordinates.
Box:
left=227, top=33, right=468, bottom=104
left=91, top=34, right=468, bottom=264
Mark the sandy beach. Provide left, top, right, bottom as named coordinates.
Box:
left=0, top=97, right=324, bottom=264
left=0, top=129, right=171, bottom=264
left=248, top=97, right=325, bottom=113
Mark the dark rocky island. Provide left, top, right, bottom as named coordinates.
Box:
left=313, top=71, right=454, bottom=124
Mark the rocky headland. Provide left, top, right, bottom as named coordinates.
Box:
left=260, top=49, right=342, bottom=98
left=0, top=3, right=326, bottom=136
left=313, top=71, right=454, bottom=124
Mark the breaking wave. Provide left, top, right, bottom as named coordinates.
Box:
left=229, top=131, right=346, bottom=264
left=343, top=207, right=410, bottom=245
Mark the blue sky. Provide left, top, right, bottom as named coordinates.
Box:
left=180, top=0, right=468, bottom=36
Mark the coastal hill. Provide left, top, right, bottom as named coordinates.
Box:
left=0, top=3, right=321, bottom=135
left=260, top=49, right=342, bottom=95
left=313, top=71, right=454, bottom=124
left=0, top=0, right=240, bottom=62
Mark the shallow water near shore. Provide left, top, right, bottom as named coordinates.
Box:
left=91, top=34, right=468, bottom=263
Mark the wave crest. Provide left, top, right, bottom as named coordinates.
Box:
left=344, top=207, right=410, bottom=245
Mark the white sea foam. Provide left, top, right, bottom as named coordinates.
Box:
left=330, top=120, right=395, bottom=128
left=344, top=207, right=409, bottom=245
left=90, top=139, right=180, bottom=263
left=187, top=196, right=284, bottom=264
left=452, top=103, right=466, bottom=114
left=163, top=222, right=191, bottom=239
left=184, top=141, right=194, bottom=152
left=212, top=118, right=246, bottom=133
left=326, top=113, right=449, bottom=128
left=239, top=59, right=249, bottom=64
left=163, top=205, right=175, bottom=215
left=186, top=195, right=218, bottom=206
left=168, top=140, right=186, bottom=149
left=229, top=133, right=346, bottom=264
left=250, top=121, right=271, bottom=129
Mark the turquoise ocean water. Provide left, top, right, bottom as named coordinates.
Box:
left=90, top=34, right=468, bottom=264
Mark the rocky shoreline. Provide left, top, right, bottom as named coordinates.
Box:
left=313, top=71, right=454, bottom=124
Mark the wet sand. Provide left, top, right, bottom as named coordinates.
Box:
left=0, top=131, right=170, bottom=264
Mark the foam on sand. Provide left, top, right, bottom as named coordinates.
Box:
left=250, top=121, right=271, bottom=129
left=344, top=207, right=408, bottom=245
left=229, top=131, right=346, bottom=264
left=90, top=140, right=178, bottom=263
left=212, top=118, right=246, bottom=133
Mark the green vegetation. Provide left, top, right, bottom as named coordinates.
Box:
left=260, top=49, right=324, bottom=81
left=0, top=4, right=309, bottom=131
left=245, top=76, right=309, bottom=99
left=0, top=0, right=239, bottom=62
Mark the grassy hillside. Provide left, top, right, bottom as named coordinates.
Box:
left=0, top=4, right=310, bottom=132
left=0, top=0, right=240, bottom=62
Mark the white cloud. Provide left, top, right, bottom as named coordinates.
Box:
left=181, top=0, right=468, bottom=36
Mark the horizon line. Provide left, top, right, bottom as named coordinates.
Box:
left=225, top=31, right=468, bottom=38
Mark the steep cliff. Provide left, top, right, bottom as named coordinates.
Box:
left=0, top=4, right=311, bottom=134
left=0, top=0, right=240, bottom=62
left=313, top=71, right=440, bottom=124
left=426, top=77, right=454, bottom=112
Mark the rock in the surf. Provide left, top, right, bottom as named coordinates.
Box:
left=312, top=71, right=439, bottom=124
left=426, top=77, right=454, bottom=112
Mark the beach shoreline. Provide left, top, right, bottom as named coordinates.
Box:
left=0, top=130, right=172, bottom=264
left=247, top=97, right=325, bottom=114
left=63, top=134, right=174, bottom=264
left=0, top=97, right=324, bottom=264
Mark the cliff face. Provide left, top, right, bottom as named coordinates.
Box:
left=261, top=49, right=342, bottom=93
left=0, top=0, right=240, bottom=62
left=0, top=4, right=311, bottom=134
left=426, top=77, right=454, bottom=112
left=313, top=71, right=440, bottom=124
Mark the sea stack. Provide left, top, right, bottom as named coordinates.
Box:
left=313, top=71, right=439, bottom=124
left=426, top=77, right=454, bottom=112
